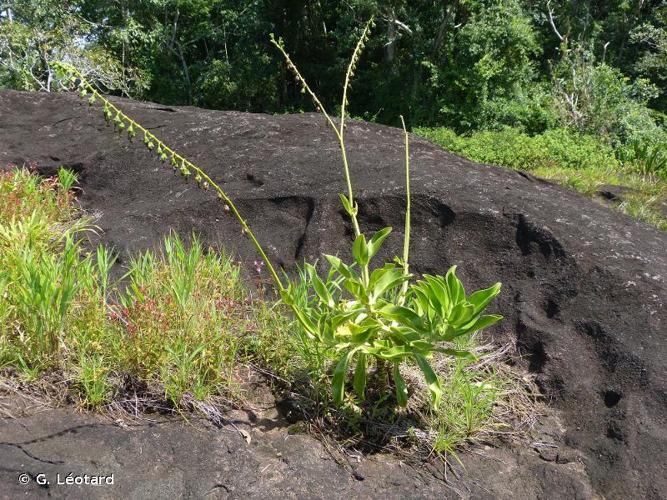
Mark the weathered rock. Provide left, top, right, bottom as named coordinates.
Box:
left=0, top=91, right=665, bottom=499
left=595, top=184, right=637, bottom=203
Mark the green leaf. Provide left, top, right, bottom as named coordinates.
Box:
left=422, top=275, right=449, bottom=315
left=393, top=362, right=408, bottom=407
left=467, top=282, right=502, bottom=315
left=377, top=304, right=423, bottom=330
left=332, top=350, right=356, bottom=406
left=352, top=234, right=369, bottom=267
left=311, top=274, right=334, bottom=308
left=367, top=227, right=392, bottom=259
left=374, top=345, right=411, bottom=360
left=439, top=348, right=476, bottom=361
left=325, top=254, right=353, bottom=279
left=368, top=265, right=405, bottom=301
left=343, top=279, right=365, bottom=300
left=338, top=193, right=353, bottom=214
left=414, top=353, right=442, bottom=408
left=448, top=302, right=475, bottom=326
left=353, top=353, right=367, bottom=401
left=445, top=266, right=464, bottom=304
left=289, top=304, right=319, bottom=338
left=460, top=314, right=503, bottom=335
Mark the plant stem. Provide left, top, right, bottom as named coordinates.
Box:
left=57, top=63, right=285, bottom=292
left=399, top=116, right=411, bottom=305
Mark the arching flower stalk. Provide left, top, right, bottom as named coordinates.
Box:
left=52, top=61, right=285, bottom=292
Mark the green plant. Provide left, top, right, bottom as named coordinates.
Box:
left=77, top=353, right=110, bottom=407
left=53, top=19, right=503, bottom=411
left=619, top=140, right=667, bottom=178
left=57, top=168, right=78, bottom=192
left=271, top=21, right=503, bottom=408
left=416, top=126, right=619, bottom=172
left=0, top=167, right=288, bottom=408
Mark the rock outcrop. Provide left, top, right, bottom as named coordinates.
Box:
left=1, top=91, right=665, bottom=499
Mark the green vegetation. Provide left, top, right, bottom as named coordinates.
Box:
left=271, top=25, right=503, bottom=411
left=52, top=20, right=507, bottom=415
left=3, top=1, right=664, bottom=233
left=2, top=1, right=665, bottom=126
left=0, top=165, right=531, bottom=455
left=0, top=167, right=285, bottom=407
left=417, top=126, right=667, bottom=231
left=1, top=19, right=535, bottom=456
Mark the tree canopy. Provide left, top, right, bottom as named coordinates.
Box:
left=1, top=0, right=665, bottom=144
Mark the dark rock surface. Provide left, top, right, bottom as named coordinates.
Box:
left=1, top=90, right=666, bottom=499
left=594, top=184, right=637, bottom=203
left=0, top=393, right=595, bottom=500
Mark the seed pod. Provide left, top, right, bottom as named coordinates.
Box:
left=202, top=181, right=210, bottom=190
left=195, top=173, right=202, bottom=185
left=223, top=204, right=230, bottom=212
left=88, top=95, right=96, bottom=106
left=127, top=123, right=136, bottom=139
left=80, top=88, right=88, bottom=98
left=160, top=152, right=168, bottom=162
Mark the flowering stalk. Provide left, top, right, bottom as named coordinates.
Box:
left=271, top=18, right=374, bottom=283
left=53, top=61, right=285, bottom=292
left=398, top=115, right=411, bottom=305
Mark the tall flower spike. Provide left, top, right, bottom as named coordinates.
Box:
left=57, top=60, right=286, bottom=292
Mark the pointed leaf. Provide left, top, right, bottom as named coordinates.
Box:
left=393, top=362, right=408, bottom=407
left=353, top=353, right=367, bottom=401
left=439, top=348, right=476, bottom=361
left=460, top=314, right=503, bottom=335
left=352, top=234, right=369, bottom=267
left=467, top=282, right=502, bottom=315
left=367, top=227, right=392, bottom=259
left=445, top=265, right=464, bottom=304
left=312, top=274, right=334, bottom=308
left=332, top=350, right=356, bottom=406
left=414, top=353, right=442, bottom=408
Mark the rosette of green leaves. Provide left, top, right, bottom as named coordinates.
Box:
left=280, top=226, right=502, bottom=409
